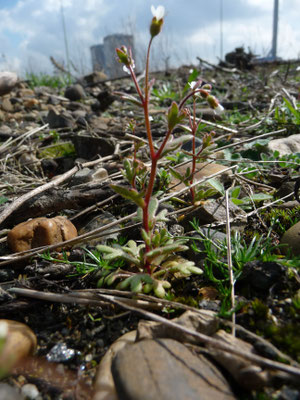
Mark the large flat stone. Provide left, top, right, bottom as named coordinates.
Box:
left=112, top=338, right=236, bottom=400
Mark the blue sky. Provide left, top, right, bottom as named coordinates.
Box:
left=0, top=0, right=299, bottom=76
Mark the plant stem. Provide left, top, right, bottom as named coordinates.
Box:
left=190, top=98, right=197, bottom=203
left=144, top=38, right=155, bottom=160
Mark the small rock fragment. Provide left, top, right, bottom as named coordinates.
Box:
left=46, top=342, right=76, bottom=363
left=47, top=108, right=75, bottom=129
left=72, top=135, right=114, bottom=158
left=0, top=383, right=23, bottom=400
left=238, top=260, right=284, bottom=292
left=0, top=319, right=37, bottom=374
left=91, top=167, right=108, bottom=181
left=21, top=384, right=39, bottom=399
left=136, top=310, right=218, bottom=343
left=280, top=221, right=300, bottom=256
left=268, top=134, right=300, bottom=156
left=64, top=84, right=86, bottom=101
left=170, top=161, right=232, bottom=192
left=96, top=89, right=116, bottom=111
left=1, top=97, right=14, bottom=112
left=0, top=72, right=18, bottom=96
left=180, top=197, right=247, bottom=229
left=7, top=216, right=78, bottom=253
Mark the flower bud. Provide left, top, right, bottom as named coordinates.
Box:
left=116, top=46, right=131, bottom=66
left=150, top=5, right=165, bottom=37
left=201, top=83, right=212, bottom=91
left=207, top=95, right=224, bottom=115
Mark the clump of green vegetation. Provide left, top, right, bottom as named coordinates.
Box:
left=26, top=72, right=73, bottom=89
left=39, top=142, right=76, bottom=159
left=261, top=207, right=300, bottom=235
left=274, top=97, right=300, bottom=126
left=40, top=246, right=126, bottom=277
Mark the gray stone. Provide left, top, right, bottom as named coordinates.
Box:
left=70, top=167, right=93, bottom=186
left=0, top=72, right=18, bottom=96
left=181, top=197, right=247, bottom=229
left=72, top=135, right=114, bottom=158
left=280, top=221, right=300, bottom=256
left=1, top=97, right=14, bottom=112
left=0, top=124, right=12, bottom=135
left=21, top=384, right=39, bottom=399
left=275, top=182, right=295, bottom=199
left=79, top=211, right=120, bottom=245
left=268, top=134, right=300, bottom=156
left=0, top=383, right=23, bottom=400
left=91, top=167, right=108, bottom=181
left=112, top=339, right=236, bottom=400
left=238, top=260, right=284, bottom=291
left=182, top=137, right=202, bottom=152
left=186, top=228, right=227, bottom=265
left=64, top=84, right=86, bottom=101
left=47, top=108, right=75, bottom=129
left=136, top=310, right=219, bottom=343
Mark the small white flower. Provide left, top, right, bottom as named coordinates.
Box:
left=123, top=65, right=130, bottom=75
left=123, top=60, right=135, bottom=75
left=151, top=5, right=165, bottom=20
left=188, top=81, right=197, bottom=90
left=214, top=103, right=225, bottom=115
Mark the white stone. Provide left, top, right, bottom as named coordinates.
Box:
left=268, top=134, right=300, bottom=156
left=0, top=72, right=18, bottom=96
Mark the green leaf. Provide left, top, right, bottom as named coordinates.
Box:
left=148, top=197, right=159, bottom=221
left=167, top=101, right=179, bottom=130
left=114, top=91, right=143, bottom=107
left=231, top=198, right=245, bottom=206
left=155, top=208, right=168, bottom=222
left=182, top=69, right=199, bottom=94
left=169, top=166, right=185, bottom=182
left=207, top=178, right=225, bottom=195
left=111, top=185, right=145, bottom=208
left=153, top=279, right=171, bottom=298
left=230, top=186, right=241, bottom=199
left=242, top=193, right=273, bottom=203
left=0, top=196, right=8, bottom=205
left=283, top=97, right=300, bottom=123
left=146, top=241, right=188, bottom=265
left=167, top=102, right=187, bottom=130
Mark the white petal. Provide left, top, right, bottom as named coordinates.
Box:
left=214, top=104, right=225, bottom=115
left=188, top=81, right=197, bottom=89
left=156, top=5, right=165, bottom=19
left=123, top=65, right=130, bottom=75
left=151, top=5, right=165, bottom=20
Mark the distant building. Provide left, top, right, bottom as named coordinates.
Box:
left=90, top=34, right=135, bottom=79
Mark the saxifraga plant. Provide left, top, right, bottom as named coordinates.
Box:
left=97, top=5, right=224, bottom=297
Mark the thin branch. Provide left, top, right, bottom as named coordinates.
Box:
left=225, top=189, right=235, bottom=335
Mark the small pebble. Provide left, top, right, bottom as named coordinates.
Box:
left=21, top=383, right=40, bottom=399
left=46, top=342, right=76, bottom=363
